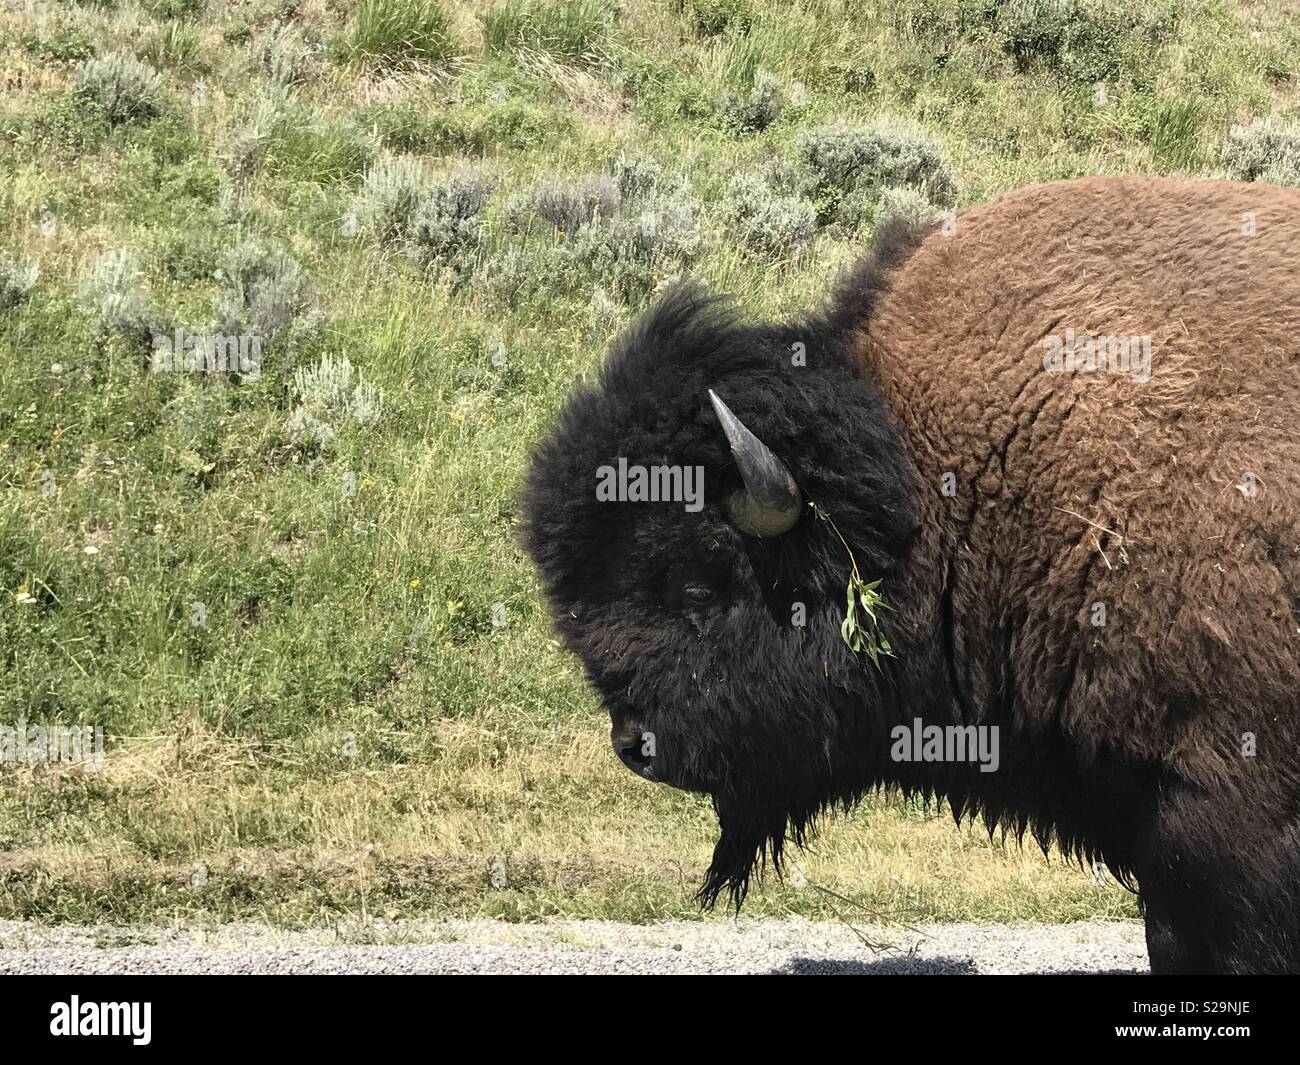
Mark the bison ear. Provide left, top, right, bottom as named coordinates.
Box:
left=708, top=390, right=802, bottom=537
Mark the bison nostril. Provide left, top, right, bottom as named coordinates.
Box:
left=610, top=714, right=658, bottom=781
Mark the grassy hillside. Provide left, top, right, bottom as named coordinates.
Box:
left=0, top=0, right=1296, bottom=927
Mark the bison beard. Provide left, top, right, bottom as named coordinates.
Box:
left=704, top=774, right=854, bottom=910
left=704, top=792, right=800, bottom=910
left=522, top=175, right=1300, bottom=974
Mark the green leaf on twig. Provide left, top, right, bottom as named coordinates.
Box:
left=811, top=499, right=893, bottom=668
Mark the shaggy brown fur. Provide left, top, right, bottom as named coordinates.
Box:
left=522, top=175, right=1300, bottom=974
left=856, top=176, right=1300, bottom=971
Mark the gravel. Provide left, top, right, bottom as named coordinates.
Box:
left=0, top=918, right=1148, bottom=975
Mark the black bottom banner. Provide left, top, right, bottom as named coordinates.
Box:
left=0, top=972, right=1286, bottom=1051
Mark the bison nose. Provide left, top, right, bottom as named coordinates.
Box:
left=610, top=711, right=658, bottom=782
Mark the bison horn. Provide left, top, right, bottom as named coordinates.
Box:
left=708, top=389, right=802, bottom=538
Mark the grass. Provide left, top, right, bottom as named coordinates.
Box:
left=482, top=0, right=613, bottom=67
left=341, top=0, right=459, bottom=68
left=0, top=0, right=1297, bottom=929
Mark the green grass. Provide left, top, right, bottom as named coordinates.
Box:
left=341, top=0, right=458, bottom=68
left=482, top=0, right=613, bottom=66
left=1, top=0, right=1297, bottom=929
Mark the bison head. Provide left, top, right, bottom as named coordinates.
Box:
left=522, top=283, right=918, bottom=904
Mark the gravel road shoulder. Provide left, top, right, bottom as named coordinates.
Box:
left=0, top=917, right=1148, bottom=974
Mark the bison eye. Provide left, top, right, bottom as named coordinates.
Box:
left=682, top=583, right=715, bottom=606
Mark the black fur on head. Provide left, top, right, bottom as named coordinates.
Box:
left=521, top=225, right=930, bottom=906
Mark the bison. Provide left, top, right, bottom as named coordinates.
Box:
left=521, top=175, right=1300, bottom=974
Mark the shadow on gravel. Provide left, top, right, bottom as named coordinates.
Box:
left=773, top=957, right=1145, bottom=975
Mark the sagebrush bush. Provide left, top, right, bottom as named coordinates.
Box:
left=0, top=256, right=39, bottom=310
left=212, top=238, right=321, bottom=349
left=351, top=155, right=429, bottom=242
left=796, top=118, right=957, bottom=213
left=1221, top=116, right=1300, bottom=187
left=722, top=174, right=815, bottom=256
left=872, top=185, right=941, bottom=234
left=78, top=250, right=162, bottom=347
left=343, top=0, right=457, bottom=67
left=610, top=153, right=667, bottom=200
left=74, top=55, right=164, bottom=124
left=753, top=154, right=804, bottom=194
left=506, top=174, right=621, bottom=233
left=352, top=158, right=495, bottom=267
left=482, top=0, right=612, bottom=66
left=474, top=164, right=701, bottom=304
left=473, top=243, right=535, bottom=305
left=283, top=407, right=337, bottom=450
left=409, top=170, right=497, bottom=264
left=719, top=71, right=782, bottom=134
left=286, top=354, right=385, bottom=451
left=227, top=84, right=294, bottom=177
left=552, top=186, right=702, bottom=297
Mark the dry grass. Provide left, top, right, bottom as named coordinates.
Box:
left=0, top=708, right=1137, bottom=925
